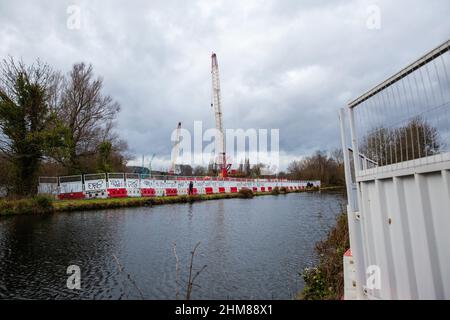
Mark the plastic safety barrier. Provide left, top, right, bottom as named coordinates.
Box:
left=127, top=188, right=141, bottom=197
left=165, top=188, right=178, bottom=196
left=85, top=190, right=108, bottom=199
left=187, top=188, right=198, bottom=195
left=141, top=188, right=156, bottom=197
left=58, top=192, right=84, bottom=200
left=108, top=188, right=128, bottom=198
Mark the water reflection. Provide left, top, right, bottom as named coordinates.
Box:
left=0, top=192, right=344, bottom=300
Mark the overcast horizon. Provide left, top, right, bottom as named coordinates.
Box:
left=1, top=0, right=449, bottom=171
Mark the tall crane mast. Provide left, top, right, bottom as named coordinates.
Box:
left=211, top=53, right=228, bottom=177
left=169, top=122, right=181, bottom=175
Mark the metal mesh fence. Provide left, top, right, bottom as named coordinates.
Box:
left=126, top=173, right=140, bottom=180
left=84, top=173, right=106, bottom=181
left=350, top=40, right=450, bottom=169
left=107, top=173, right=125, bottom=180
left=39, top=177, right=58, bottom=184
left=59, top=175, right=82, bottom=183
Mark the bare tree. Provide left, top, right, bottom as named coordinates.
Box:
left=193, top=165, right=207, bottom=176
left=55, top=62, right=121, bottom=173
left=185, top=242, right=207, bottom=300
left=172, top=241, right=207, bottom=300
left=287, top=151, right=343, bottom=186
left=360, top=117, right=440, bottom=166
left=331, top=148, right=344, bottom=165
left=112, top=254, right=145, bottom=300
left=173, top=242, right=181, bottom=300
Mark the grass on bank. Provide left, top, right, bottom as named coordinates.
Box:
left=0, top=187, right=320, bottom=216
left=299, top=209, right=349, bottom=300
left=0, top=195, right=54, bottom=215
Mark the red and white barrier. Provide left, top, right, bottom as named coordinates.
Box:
left=58, top=175, right=85, bottom=200
left=126, top=175, right=141, bottom=197
left=107, top=175, right=127, bottom=198
left=165, top=188, right=178, bottom=196
left=41, top=174, right=320, bottom=200
left=141, top=188, right=156, bottom=197
left=58, top=192, right=84, bottom=200
left=108, top=188, right=127, bottom=198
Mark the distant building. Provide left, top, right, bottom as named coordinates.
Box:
left=126, top=166, right=150, bottom=174
left=125, top=166, right=167, bottom=177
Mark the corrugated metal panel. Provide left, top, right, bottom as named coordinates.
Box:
left=357, top=165, right=450, bottom=299
left=342, top=39, right=450, bottom=300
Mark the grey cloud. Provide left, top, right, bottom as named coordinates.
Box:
left=1, top=0, right=449, bottom=170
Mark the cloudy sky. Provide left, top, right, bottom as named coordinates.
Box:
left=1, top=0, right=449, bottom=170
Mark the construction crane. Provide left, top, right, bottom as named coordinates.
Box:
left=211, top=53, right=229, bottom=177
left=169, top=122, right=182, bottom=175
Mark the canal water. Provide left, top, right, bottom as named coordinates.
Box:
left=0, top=192, right=344, bottom=300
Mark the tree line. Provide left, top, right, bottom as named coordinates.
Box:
left=174, top=158, right=280, bottom=178
left=285, top=118, right=440, bottom=186
left=0, top=57, right=129, bottom=196
left=172, top=151, right=346, bottom=187
left=360, top=117, right=440, bottom=166
left=286, top=150, right=345, bottom=186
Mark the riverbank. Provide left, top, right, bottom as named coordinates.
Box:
left=0, top=187, right=320, bottom=216
left=318, top=185, right=345, bottom=191
left=298, top=208, right=349, bottom=300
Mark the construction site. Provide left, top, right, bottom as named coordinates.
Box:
left=37, top=53, right=317, bottom=200
left=1, top=0, right=449, bottom=308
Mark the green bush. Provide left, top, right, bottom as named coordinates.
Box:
left=238, top=188, right=254, bottom=198
left=301, top=267, right=329, bottom=300
left=271, top=187, right=280, bottom=195
left=299, top=210, right=349, bottom=300
left=33, top=195, right=54, bottom=210
left=0, top=199, right=15, bottom=215
left=0, top=196, right=54, bottom=215
left=279, top=187, right=287, bottom=193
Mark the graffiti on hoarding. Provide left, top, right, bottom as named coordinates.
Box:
left=86, top=180, right=105, bottom=191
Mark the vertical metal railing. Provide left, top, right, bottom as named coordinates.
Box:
left=342, top=39, right=450, bottom=300
left=349, top=40, right=450, bottom=174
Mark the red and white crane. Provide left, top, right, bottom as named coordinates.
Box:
left=211, top=53, right=229, bottom=177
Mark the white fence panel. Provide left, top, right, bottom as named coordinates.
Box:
left=341, top=40, right=450, bottom=300
left=59, top=176, right=83, bottom=194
